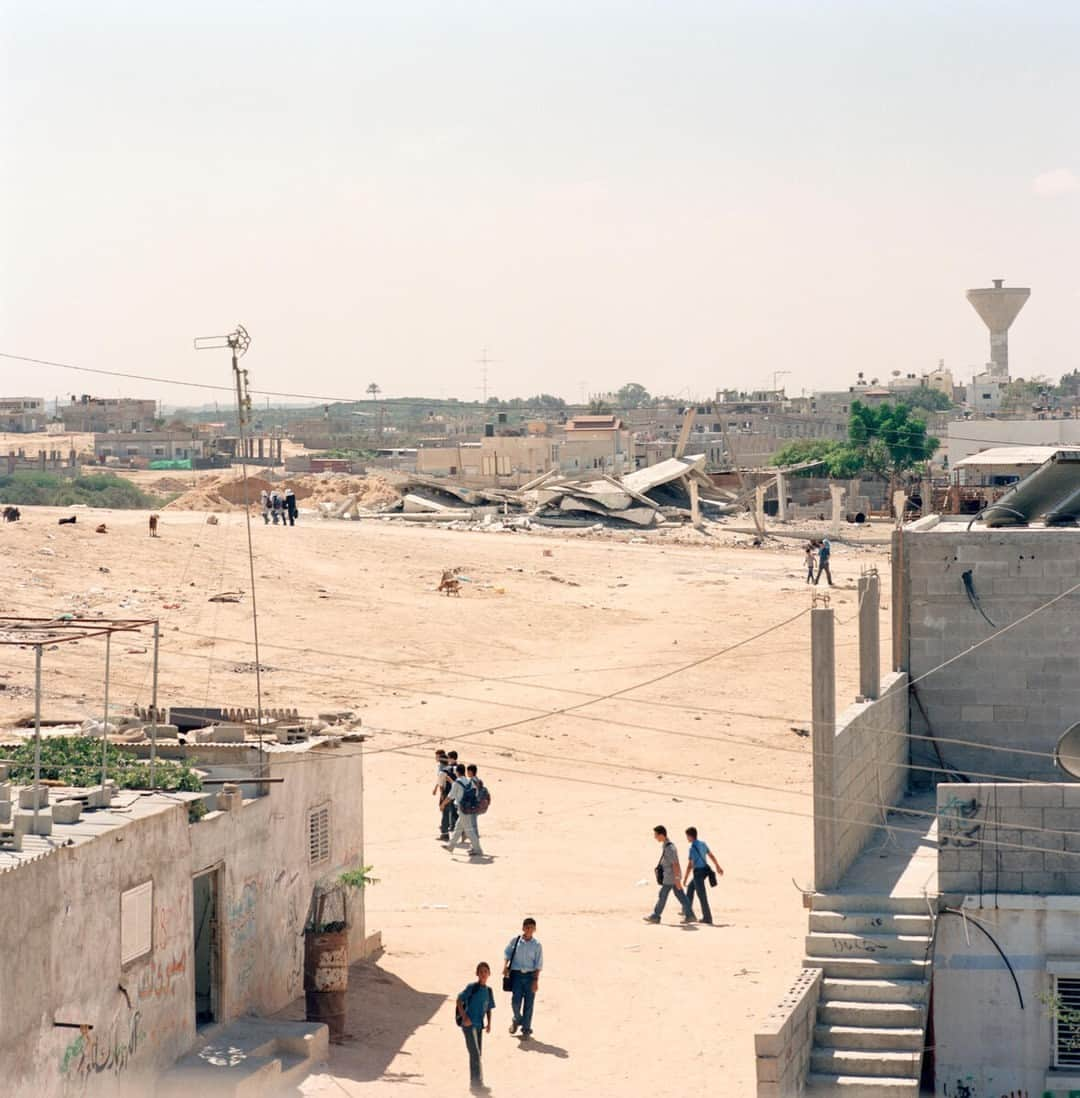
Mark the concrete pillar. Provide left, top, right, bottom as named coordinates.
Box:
left=754, top=484, right=767, bottom=533
left=891, top=529, right=908, bottom=672
left=830, top=484, right=845, bottom=534
left=258, top=437, right=265, bottom=460
left=776, top=472, right=787, bottom=521
left=39, top=450, right=45, bottom=470
left=858, top=572, right=880, bottom=700
left=689, top=480, right=701, bottom=527
left=921, top=476, right=933, bottom=518
left=812, top=606, right=837, bottom=891
left=892, top=489, right=907, bottom=525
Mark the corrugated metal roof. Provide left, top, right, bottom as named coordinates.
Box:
left=954, top=445, right=1063, bottom=467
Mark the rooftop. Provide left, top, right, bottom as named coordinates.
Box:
left=953, top=445, right=1067, bottom=468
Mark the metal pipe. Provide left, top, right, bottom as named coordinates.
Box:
left=33, top=645, right=42, bottom=833
left=101, top=632, right=111, bottom=788
left=149, top=620, right=159, bottom=790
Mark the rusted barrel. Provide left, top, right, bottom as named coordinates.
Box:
left=304, top=929, right=348, bottom=1040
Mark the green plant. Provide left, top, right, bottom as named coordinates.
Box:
left=339, top=865, right=379, bottom=890
left=0, top=472, right=169, bottom=510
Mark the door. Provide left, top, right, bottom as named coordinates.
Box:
left=192, top=869, right=221, bottom=1027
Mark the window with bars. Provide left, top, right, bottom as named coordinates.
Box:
left=308, top=805, right=330, bottom=865
left=1054, top=976, right=1080, bottom=1068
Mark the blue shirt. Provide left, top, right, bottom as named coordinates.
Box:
left=688, top=839, right=710, bottom=869
left=505, top=935, right=543, bottom=972
left=458, top=982, right=495, bottom=1028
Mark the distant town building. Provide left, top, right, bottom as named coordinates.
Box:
left=62, top=394, right=158, bottom=433
left=0, top=397, right=46, bottom=433
left=94, top=432, right=205, bottom=463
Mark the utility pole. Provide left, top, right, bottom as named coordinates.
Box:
left=476, top=347, right=498, bottom=403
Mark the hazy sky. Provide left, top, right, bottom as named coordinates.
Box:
left=3, top=1, right=1079, bottom=407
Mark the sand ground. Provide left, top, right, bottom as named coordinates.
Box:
left=0, top=502, right=892, bottom=1097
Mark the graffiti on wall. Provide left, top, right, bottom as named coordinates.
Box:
left=137, top=949, right=188, bottom=1001
left=941, top=1078, right=1030, bottom=1098
left=60, top=1011, right=142, bottom=1081
left=940, top=795, right=982, bottom=847
left=228, top=877, right=259, bottom=991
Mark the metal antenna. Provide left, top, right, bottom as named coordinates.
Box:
left=194, top=325, right=265, bottom=774
left=476, top=347, right=498, bottom=403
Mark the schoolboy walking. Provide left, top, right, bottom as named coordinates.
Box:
left=644, top=825, right=694, bottom=924
left=682, top=826, right=724, bottom=925
left=444, top=765, right=484, bottom=857
left=456, top=961, right=494, bottom=1092
left=503, top=917, right=542, bottom=1039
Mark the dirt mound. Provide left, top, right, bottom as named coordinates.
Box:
left=162, top=473, right=400, bottom=513
left=147, top=476, right=193, bottom=495
left=163, top=474, right=272, bottom=512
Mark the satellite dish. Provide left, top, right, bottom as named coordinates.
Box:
left=1055, top=723, right=1080, bottom=779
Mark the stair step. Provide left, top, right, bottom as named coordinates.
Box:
left=810, top=911, right=933, bottom=935
left=806, top=1072, right=920, bottom=1097
left=821, top=978, right=929, bottom=1005
left=811, top=893, right=935, bottom=915
left=806, top=932, right=932, bottom=960
left=814, top=1024, right=924, bottom=1051
left=805, top=956, right=932, bottom=981
left=819, top=1000, right=926, bottom=1028
left=811, top=1048, right=922, bottom=1078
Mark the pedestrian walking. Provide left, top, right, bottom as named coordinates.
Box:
left=260, top=489, right=270, bottom=525
left=644, top=825, right=694, bottom=924
left=285, top=487, right=298, bottom=526
left=436, top=751, right=459, bottom=840
left=270, top=490, right=282, bottom=525
left=682, top=826, right=724, bottom=925
left=433, top=749, right=451, bottom=840
left=804, top=542, right=816, bottom=584
left=444, top=764, right=485, bottom=857
left=814, top=536, right=834, bottom=586
left=456, top=961, right=494, bottom=1093
left=503, top=917, right=542, bottom=1039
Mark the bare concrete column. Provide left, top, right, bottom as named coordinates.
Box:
left=754, top=484, right=767, bottom=533
left=858, top=572, right=880, bottom=700
left=689, top=480, right=701, bottom=527
left=891, top=529, right=908, bottom=672
left=812, top=606, right=837, bottom=892
left=258, top=437, right=265, bottom=460
left=921, top=476, right=933, bottom=518
left=830, top=484, right=845, bottom=535
left=776, top=472, right=787, bottom=521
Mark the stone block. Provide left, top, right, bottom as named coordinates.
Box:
left=988, top=872, right=1023, bottom=892
left=1021, top=871, right=1069, bottom=893
left=1060, top=872, right=1080, bottom=894
left=1029, top=830, right=1065, bottom=852
left=1021, top=785, right=1065, bottom=808
left=987, top=785, right=1024, bottom=807
left=86, top=785, right=113, bottom=809
left=1043, top=808, right=1080, bottom=832
left=18, top=786, right=48, bottom=809
left=999, top=850, right=1037, bottom=872
left=52, top=801, right=82, bottom=825
left=1044, top=852, right=1079, bottom=872
left=16, top=808, right=52, bottom=836
left=0, top=782, right=9, bottom=803
left=939, top=870, right=981, bottom=893
left=0, top=802, right=10, bottom=824
left=754, top=1033, right=781, bottom=1057
left=993, top=705, right=1029, bottom=722
left=0, top=764, right=7, bottom=781
left=755, top=1083, right=781, bottom=1098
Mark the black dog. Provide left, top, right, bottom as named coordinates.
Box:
left=58, top=515, right=77, bottom=525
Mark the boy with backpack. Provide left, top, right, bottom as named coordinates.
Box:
left=434, top=750, right=459, bottom=841
left=456, top=961, right=495, bottom=1092
left=443, top=764, right=485, bottom=857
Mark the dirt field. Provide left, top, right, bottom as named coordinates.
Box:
left=0, top=503, right=891, bottom=1097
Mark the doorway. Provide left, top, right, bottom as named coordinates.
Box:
left=192, top=868, right=222, bottom=1027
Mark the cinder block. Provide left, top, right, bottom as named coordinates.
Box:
left=1021, top=785, right=1065, bottom=808
left=1021, top=871, right=1069, bottom=893
left=0, top=782, right=9, bottom=803
left=961, top=705, right=996, bottom=723
left=15, top=809, right=51, bottom=835
left=993, top=706, right=1028, bottom=721
left=988, top=871, right=1023, bottom=892
left=939, top=870, right=981, bottom=893
left=999, top=851, right=1037, bottom=872
left=18, top=786, right=48, bottom=809
left=754, top=1033, right=781, bottom=1057
left=52, top=801, right=82, bottom=825
left=755, top=1056, right=780, bottom=1083
left=1061, top=872, right=1080, bottom=893
left=0, top=802, right=10, bottom=824
left=1043, top=808, right=1080, bottom=832
left=0, top=764, right=7, bottom=781
left=1044, top=852, right=1079, bottom=872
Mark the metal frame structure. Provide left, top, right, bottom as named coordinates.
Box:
left=0, top=617, right=159, bottom=832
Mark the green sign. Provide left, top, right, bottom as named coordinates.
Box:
left=149, top=459, right=192, bottom=470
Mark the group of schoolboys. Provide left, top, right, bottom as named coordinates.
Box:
left=433, top=748, right=485, bottom=858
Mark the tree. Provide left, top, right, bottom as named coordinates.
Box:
left=847, top=400, right=938, bottom=483
left=528, top=393, right=567, bottom=411
left=588, top=398, right=612, bottom=414
left=615, top=382, right=651, bottom=409
left=896, top=388, right=953, bottom=412
left=770, top=439, right=864, bottom=478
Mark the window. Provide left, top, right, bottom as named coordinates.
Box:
left=1055, top=976, right=1080, bottom=1067
left=308, top=804, right=330, bottom=865
left=120, top=881, right=153, bottom=965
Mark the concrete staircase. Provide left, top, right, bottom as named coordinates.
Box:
left=802, top=894, right=933, bottom=1097
left=156, top=1018, right=328, bottom=1098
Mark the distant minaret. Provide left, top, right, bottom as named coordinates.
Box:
left=965, top=279, right=1030, bottom=377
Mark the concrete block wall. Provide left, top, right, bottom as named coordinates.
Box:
left=904, top=527, right=1080, bottom=782
left=754, top=967, right=822, bottom=1097
left=818, top=671, right=909, bottom=890
left=937, top=781, right=1080, bottom=894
